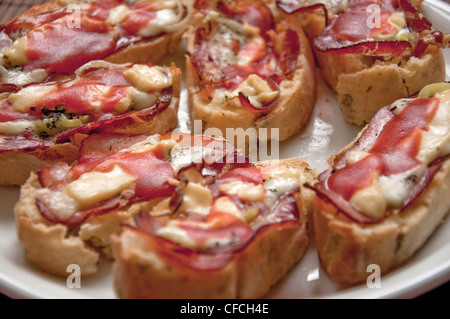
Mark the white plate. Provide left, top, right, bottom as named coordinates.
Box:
left=0, top=0, right=449, bottom=299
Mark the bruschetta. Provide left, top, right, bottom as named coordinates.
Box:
left=185, top=0, right=316, bottom=150
left=0, top=61, right=181, bottom=185
left=277, top=0, right=447, bottom=125
left=309, top=82, right=450, bottom=285
left=112, top=157, right=317, bottom=299
left=14, top=131, right=248, bottom=277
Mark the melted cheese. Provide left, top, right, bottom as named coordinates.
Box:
left=155, top=225, right=197, bottom=248
left=138, top=7, right=180, bottom=37
left=8, top=85, right=54, bottom=113
left=123, top=65, right=172, bottom=92
left=210, top=74, right=278, bottom=109
left=0, top=114, right=87, bottom=136
left=66, top=165, right=136, bottom=207
left=179, top=182, right=213, bottom=215
left=0, top=67, right=48, bottom=87
left=34, top=188, right=80, bottom=221
left=208, top=23, right=243, bottom=66
left=347, top=89, right=450, bottom=218
left=213, top=196, right=241, bottom=216
left=169, top=146, right=216, bottom=173
left=350, top=174, right=387, bottom=219
left=220, top=181, right=265, bottom=202
left=346, top=150, right=370, bottom=165
left=2, top=36, right=28, bottom=67
left=114, top=88, right=133, bottom=113
left=234, top=74, right=278, bottom=109
left=417, top=90, right=450, bottom=164
left=299, top=0, right=349, bottom=13
left=129, top=88, right=158, bottom=110
left=0, top=120, right=35, bottom=135
left=120, top=136, right=170, bottom=156
left=378, top=165, right=427, bottom=207
left=106, top=4, right=131, bottom=25
left=155, top=219, right=237, bottom=250
left=263, top=166, right=303, bottom=208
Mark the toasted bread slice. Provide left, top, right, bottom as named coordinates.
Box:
left=112, top=157, right=318, bottom=299
left=311, top=85, right=450, bottom=285
left=185, top=0, right=316, bottom=151
left=0, top=62, right=181, bottom=185
left=278, top=0, right=446, bottom=126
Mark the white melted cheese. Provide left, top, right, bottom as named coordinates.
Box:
left=169, top=146, right=216, bottom=173
left=0, top=67, right=48, bottom=87
left=210, top=74, right=278, bottom=109
left=220, top=181, right=265, bottom=202
left=350, top=174, right=387, bottom=219
left=8, top=85, right=54, bottom=113
left=1, top=36, right=27, bottom=67
left=371, top=11, right=409, bottom=41
left=263, top=166, right=303, bottom=208
left=207, top=23, right=244, bottom=66
left=179, top=182, right=213, bottom=216
left=65, top=165, right=136, bottom=208
left=379, top=164, right=427, bottom=207
left=298, top=0, right=349, bottom=13
left=0, top=114, right=87, bottom=136
left=234, top=74, right=278, bottom=109
left=206, top=12, right=262, bottom=67
left=417, top=90, right=450, bottom=164
left=0, top=120, right=35, bottom=135
left=106, top=4, right=131, bottom=25
left=213, top=196, right=260, bottom=222
left=34, top=188, right=80, bottom=221
left=156, top=218, right=238, bottom=250
left=128, top=88, right=158, bottom=110
left=347, top=89, right=450, bottom=219
left=346, top=150, right=370, bottom=165
left=213, top=196, right=242, bottom=218
left=155, top=224, right=197, bottom=248
left=123, top=65, right=172, bottom=92
left=138, top=7, right=180, bottom=37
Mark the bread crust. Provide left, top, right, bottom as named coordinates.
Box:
left=2, top=0, right=192, bottom=66
left=289, top=2, right=446, bottom=126
left=313, top=151, right=450, bottom=286
left=185, top=3, right=316, bottom=148
left=0, top=1, right=188, bottom=185
left=112, top=157, right=317, bottom=299
left=333, top=48, right=446, bottom=125
left=13, top=172, right=154, bottom=277
left=0, top=64, right=181, bottom=186
left=0, top=143, right=79, bottom=186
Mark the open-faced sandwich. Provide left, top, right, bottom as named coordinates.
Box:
left=277, top=0, right=448, bottom=125
left=309, top=82, right=450, bottom=285
left=185, top=0, right=316, bottom=150
left=14, top=131, right=317, bottom=299
left=0, top=0, right=192, bottom=87
left=0, top=61, right=181, bottom=185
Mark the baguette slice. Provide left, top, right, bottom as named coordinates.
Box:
left=0, top=0, right=193, bottom=87
left=185, top=0, right=316, bottom=151
left=13, top=131, right=250, bottom=277
left=277, top=0, right=446, bottom=126
left=310, top=84, right=450, bottom=286
left=0, top=61, right=181, bottom=185
left=112, top=157, right=317, bottom=299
